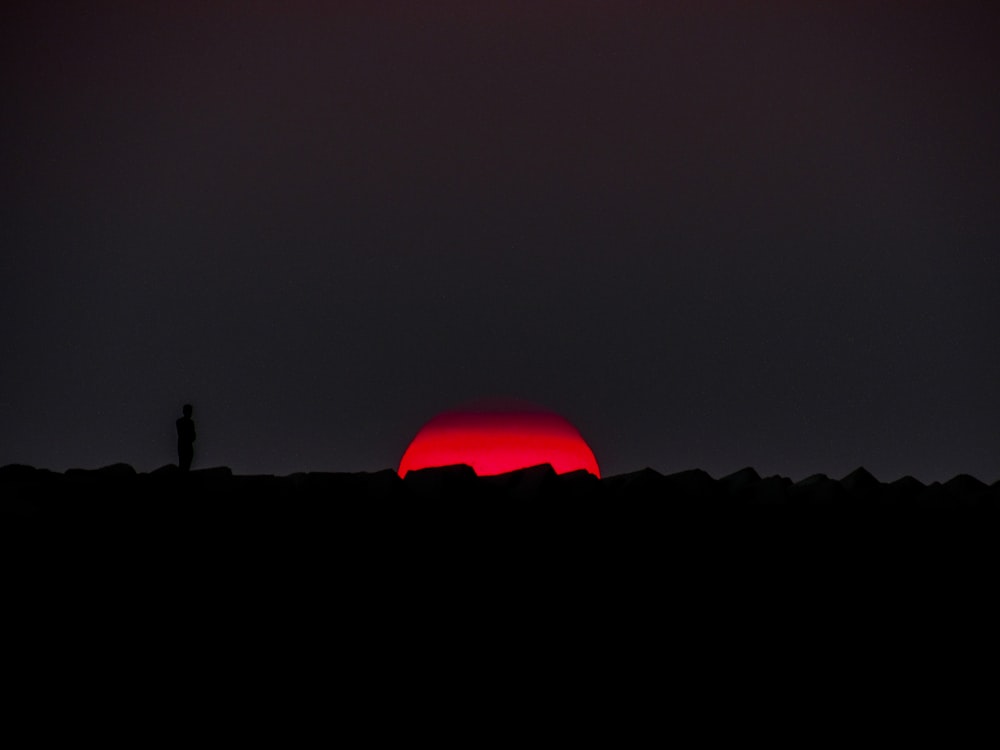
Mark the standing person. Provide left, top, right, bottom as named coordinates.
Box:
left=176, top=404, right=196, bottom=472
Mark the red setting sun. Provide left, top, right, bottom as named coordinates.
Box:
left=398, top=402, right=600, bottom=478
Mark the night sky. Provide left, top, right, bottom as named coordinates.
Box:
left=3, top=3, right=998, bottom=482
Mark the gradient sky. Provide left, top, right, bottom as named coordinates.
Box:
left=2, top=2, right=998, bottom=482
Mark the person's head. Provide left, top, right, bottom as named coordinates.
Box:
left=182, top=404, right=193, bottom=417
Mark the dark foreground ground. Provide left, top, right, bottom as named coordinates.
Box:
left=5, top=461, right=998, bottom=550
left=4, top=461, right=997, bottom=732
left=5, top=460, right=998, bottom=508
left=5, top=460, right=996, bottom=637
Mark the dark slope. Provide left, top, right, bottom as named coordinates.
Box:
left=5, top=461, right=997, bottom=511
left=5, top=462, right=995, bottom=696
left=4, top=463, right=997, bottom=553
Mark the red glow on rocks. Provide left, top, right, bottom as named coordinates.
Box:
left=398, top=406, right=600, bottom=478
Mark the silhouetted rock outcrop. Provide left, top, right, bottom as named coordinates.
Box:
left=944, top=474, right=988, bottom=499
left=66, top=463, right=137, bottom=480
left=889, top=475, right=925, bottom=494
left=189, top=466, right=233, bottom=482
left=717, top=467, right=792, bottom=505
left=663, top=469, right=715, bottom=499
left=336, top=469, right=406, bottom=501
left=840, top=467, right=880, bottom=493
left=0, top=464, right=53, bottom=481
left=482, top=463, right=560, bottom=501
left=555, top=469, right=602, bottom=501
left=603, top=467, right=666, bottom=500
left=791, top=474, right=845, bottom=505
left=2, top=463, right=997, bottom=536
left=404, top=464, right=479, bottom=500
left=719, top=467, right=761, bottom=497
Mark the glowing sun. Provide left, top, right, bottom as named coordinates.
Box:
left=398, top=401, right=600, bottom=478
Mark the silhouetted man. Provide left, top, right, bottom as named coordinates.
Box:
left=177, top=404, right=196, bottom=472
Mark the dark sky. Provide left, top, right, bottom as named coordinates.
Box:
left=3, top=2, right=999, bottom=482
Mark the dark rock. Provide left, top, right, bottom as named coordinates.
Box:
left=750, top=475, right=793, bottom=504
left=792, top=473, right=844, bottom=505
left=662, top=468, right=715, bottom=500
left=603, top=467, right=666, bottom=500
left=720, top=466, right=761, bottom=494
left=0, top=465, right=57, bottom=518
left=720, top=467, right=798, bottom=507
left=4, top=462, right=998, bottom=531
left=943, top=474, right=990, bottom=504
left=916, top=482, right=948, bottom=507
left=890, top=475, right=925, bottom=492
left=719, top=466, right=760, bottom=487
left=797, top=473, right=829, bottom=486
left=883, top=475, right=926, bottom=504
left=0, top=464, right=45, bottom=480
left=304, top=471, right=358, bottom=496
left=302, top=470, right=404, bottom=501
left=65, top=463, right=136, bottom=478
left=63, top=465, right=138, bottom=501
left=840, top=467, right=881, bottom=492
left=944, top=474, right=987, bottom=494
left=482, top=463, right=559, bottom=501
left=404, top=464, right=479, bottom=500
left=357, top=469, right=406, bottom=501
left=98, top=463, right=136, bottom=476
left=286, top=472, right=309, bottom=489
left=189, top=466, right=233, bottom=480
left=229, top=474, right=287, bottom=500
left=555, top=469, right=602, bottom=500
